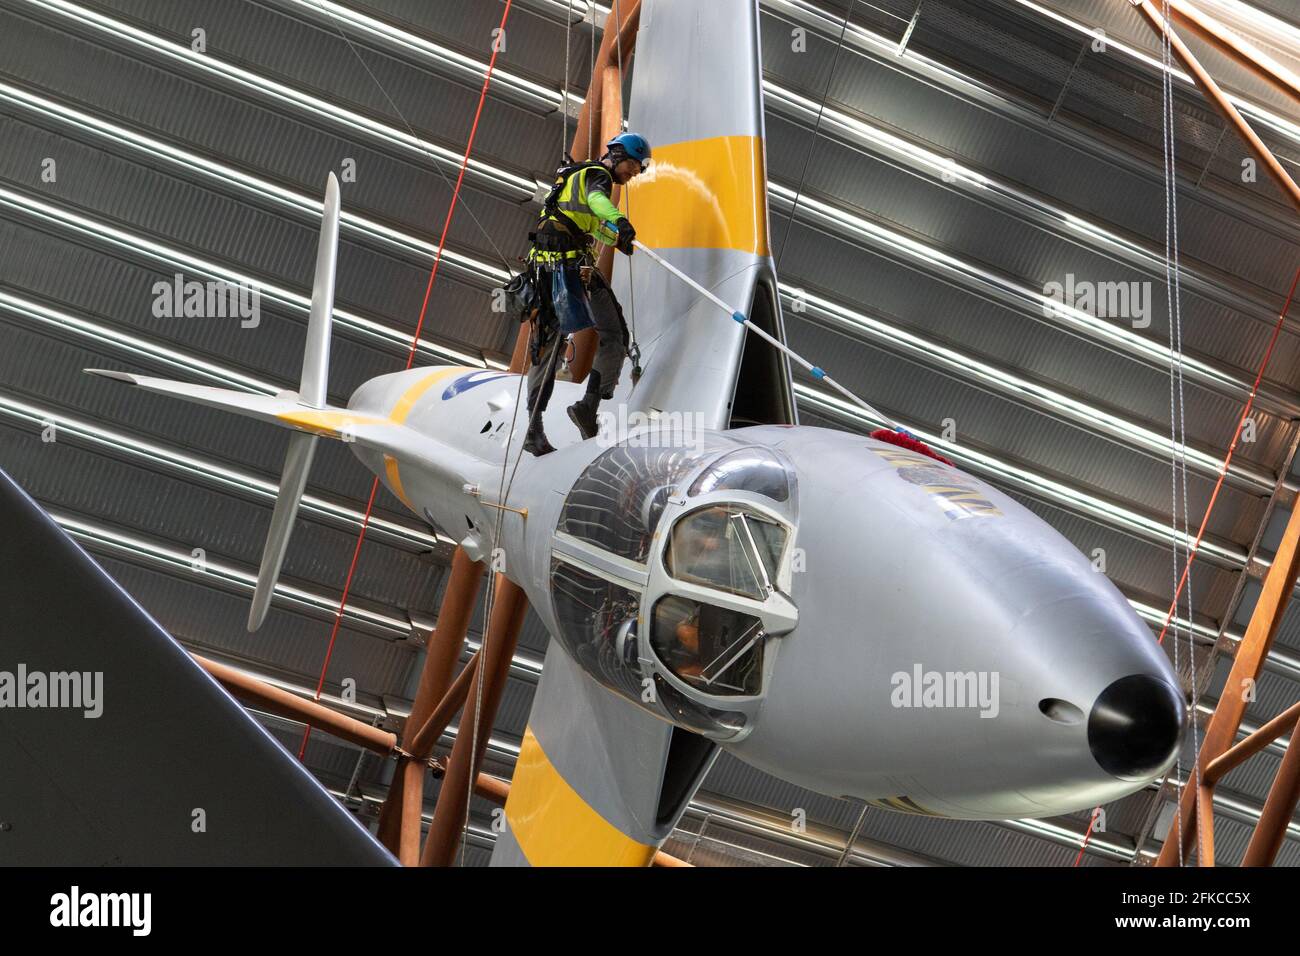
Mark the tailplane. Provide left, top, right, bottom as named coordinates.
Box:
left=87, top=172, right=345, bottom=631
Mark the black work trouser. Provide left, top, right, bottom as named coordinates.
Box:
left=526, top=267, right=628, bottom=420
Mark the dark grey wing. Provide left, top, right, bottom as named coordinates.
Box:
left=0, top=467, right=395, bottom=866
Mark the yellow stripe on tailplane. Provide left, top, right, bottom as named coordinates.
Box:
left=505, top=727, right=657, bottom=867
left=625, top=135, right=770, bottom=255
left=273, top=409, right=387, bottom=439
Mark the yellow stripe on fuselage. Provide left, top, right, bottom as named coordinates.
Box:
left=273, top=366, right=472, bottom=437
left=625, top=134, right=769, bottom=255
left=274, top=366, right=474, bottom=512
left=389, top=366, right=465, bottom=424
left=506, top=727, right=656, bottom=867
left=380, top=366, right=469, bottom=509
left=383, top=454, right=412, bottom=508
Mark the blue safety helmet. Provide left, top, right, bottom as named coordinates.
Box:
left=606, top=132, right=652, bottom=171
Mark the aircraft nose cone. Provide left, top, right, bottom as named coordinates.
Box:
left=1087, top=675, right=1184, bottom=781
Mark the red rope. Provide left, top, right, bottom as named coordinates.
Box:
left=298, top=0, right=515, bottom=760
left=1072, top=265, right=1300, bottom=866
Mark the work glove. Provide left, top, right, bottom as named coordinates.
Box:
left=615, top=218, right=636, bottom=256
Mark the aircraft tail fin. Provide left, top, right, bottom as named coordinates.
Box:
left=86, top=173, right=346, bottom=632
left=300, top=172, right=340, bottom=408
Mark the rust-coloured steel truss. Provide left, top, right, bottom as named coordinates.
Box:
left=1130, top=0, right=1300, bottom=867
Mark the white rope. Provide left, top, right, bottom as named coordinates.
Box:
left=1159, top=0, right=1198, bottom=867
left=611, top=0, right=640, bottom=369
left=562, top=0, right=573, bottom=160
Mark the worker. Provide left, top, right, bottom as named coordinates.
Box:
left=522, top=132, right=651, bottom=456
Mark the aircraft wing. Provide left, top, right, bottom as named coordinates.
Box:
left=611, top=0, right=797, bottom=431
left=491, top=642, right=717, bottom=866
left=0, top=466, right=396, bottom=865
left=491, top=0, right=785, bottom=866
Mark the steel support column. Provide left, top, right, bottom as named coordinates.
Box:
left=1166, top=0, right=1300, bottom=107
left=1156, top=498, right=1300, bottom=864
left=377, top=548, right=485, bottom=862
left=1130, top=0, right=1300, bottom=213
left=195, top=655, right=397, bottom=754
left=420, top=574, right=529, bottom=866
left=1241, top=715, right=1300, bottom=865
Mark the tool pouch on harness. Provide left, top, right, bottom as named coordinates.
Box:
left=501, top=268, right=538, bottom=322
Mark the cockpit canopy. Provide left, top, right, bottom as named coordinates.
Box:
left=550, top=436, right=799, bottom=740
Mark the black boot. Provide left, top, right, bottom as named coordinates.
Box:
left=567, top=371, right=601, bottom=441
left=567, top=400, right=598, bottom=440
left=523, top=420, right=555, bottom=456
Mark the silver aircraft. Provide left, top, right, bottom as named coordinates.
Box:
left=90, top=0, right=1183, bottom=865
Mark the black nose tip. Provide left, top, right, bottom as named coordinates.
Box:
left=1088, top=675, right=1184, bottom=780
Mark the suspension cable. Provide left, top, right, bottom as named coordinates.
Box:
left=1070, top=265, right=1299, bottom=866
left=297, top=0, right=517, bottom=765
left=1159, top=0, right=1199, bottom=868
left=308, top=0, right=514, bottom=274
left=562, top=0, right=573, bottom=160
left=612, top=0, right=640, bottom=371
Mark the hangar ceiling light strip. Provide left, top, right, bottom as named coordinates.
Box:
left=276, top=0, right=560, bottom=107
left=784, top=287, right=1273, bottom=492
left=1, top=84, right=1269, bottom=490
left=769, top=182, right=1291, bottom=414
left=0, top=287, right=275, bottom=394
left=0, top=185, right=494, bottom=370
left=0, top=388, right=449, bottom=552
left=49, top=510, right=547, bottom=679
left=765, top=0, right=1300, bottom=149
left=51, top=509, right=411, bottom=636
left=17, top=0, right=551, bottom=189
left=763, top=81, right=1289, bottom=329
left=1007, top=0, right=1300, bottom=144
left=757, top=0, right=1299, bottom=243
left=17, top=3, right=1291, bottom=416
left=0, top=82, right=514, bottom=280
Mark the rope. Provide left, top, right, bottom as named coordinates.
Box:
left=307, top=0, right=513, bottom=274
left=562, top=0, right=573, bottom=160
left=1075, top=0, right=1201, bottom=866
left=1159, top=0, right=1200, bottom=868
left=296, top=0, right=517, bottom=768
left=612, top=0, right=640, bottom=371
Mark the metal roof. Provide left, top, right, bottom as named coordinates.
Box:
left=1, top=0, right=1298, bottom=865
